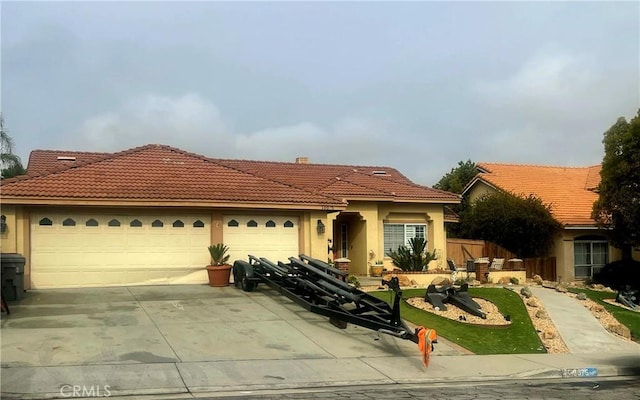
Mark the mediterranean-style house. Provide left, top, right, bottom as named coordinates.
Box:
left=0, top=144, right=460, bottom=289
left=463, top=162, right=635, bottom=282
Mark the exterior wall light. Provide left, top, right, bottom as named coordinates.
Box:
left=316, top=219, right=325, bottom=234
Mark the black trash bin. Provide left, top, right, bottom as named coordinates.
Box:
left=1, top=253, right=26, bottom=301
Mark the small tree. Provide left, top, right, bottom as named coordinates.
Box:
left=385, top=237, right=437, bottom=272
left=592, top=110, right=640, bottom=260
left=0, top=113, right=25, bottom=178
left=459, top=191, right=561, bottom=258
left=434, top=159, right=477, bottom=194
left=434, top=159, right=477, bottom=238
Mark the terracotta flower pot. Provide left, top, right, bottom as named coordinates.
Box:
left=206, top=264, right=232, bottom=287
left=371, top=264, right=384, bottom=277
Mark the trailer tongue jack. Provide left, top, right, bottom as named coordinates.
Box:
left=232, top=255, right=437, bottom=367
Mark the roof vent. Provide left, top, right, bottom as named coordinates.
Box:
left=372, top=170, right=387, bottom=175
left=295, top=157, right=309, bottom=164
left=57, top=156, right=77, bottom=161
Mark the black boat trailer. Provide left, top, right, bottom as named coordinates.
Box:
left=232, top=254, right=437, bottom=366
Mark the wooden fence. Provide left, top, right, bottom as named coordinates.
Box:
left=446, top=238, right=485, bottom=265
left=446, top=238, right=557, bottom=281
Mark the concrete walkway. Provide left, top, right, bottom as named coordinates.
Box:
left=530, top=286, right=640, bottom=354
left=1, top=284, right=639, bottom=399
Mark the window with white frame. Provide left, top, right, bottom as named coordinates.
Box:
left=384, top=223, right=427, bottom=254
left=574, top=236, right=609, bottom=279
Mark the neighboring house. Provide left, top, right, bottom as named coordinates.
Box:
left=463, top=162, right=622, bottom=282
left=0, top=144, right=459, bottom=289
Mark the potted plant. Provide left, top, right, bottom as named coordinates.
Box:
left=206, top=243, right=232, bottom=287
left=370, top=260, right=384, bottom=277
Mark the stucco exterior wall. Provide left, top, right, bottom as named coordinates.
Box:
left=466, top=182, right=496, bottom=203
left=0, top=205, right=28, bottom=254
left=1, top=205, right=30, bottom=287
left=3, top=201, right=451, bottom=285
left=375, top=202, right=448, bottom=273
left=553, top=229, right=612, bottom=282
left=306, top=210, right=332, bottom=261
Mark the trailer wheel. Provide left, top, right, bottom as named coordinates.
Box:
left=240, top=271, right=256, bottom=292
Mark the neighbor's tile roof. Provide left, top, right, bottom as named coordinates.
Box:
left=2, top=144, right=459, bottom=207
left=469, top=163, right=601, bottom=226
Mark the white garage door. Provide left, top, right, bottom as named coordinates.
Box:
left=223, top=215, right=299, bottom=264
left=31, top=213, right=211, bottom=288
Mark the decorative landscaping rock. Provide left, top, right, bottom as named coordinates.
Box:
left=431, top=277, right=452, bottom=286
left=498, top=276, right=512, bottom=284
left=535, top=309, right=548, bottom=319
left=397, top=275, right=412, bottom=287
left=520, top=286, right=533, bottom=298
left=590, top=303, right=606, bottom=313
left=526, top=298, right=539, bottom=308
left=555, top=285, right=568, bottom=293
left=577, top=292, right=587, bottom=300
left=532, top=274, right=543, bottom=285
left=607, top=323, right=631, bottom=339
left=543, top=329, right=556, bottom=339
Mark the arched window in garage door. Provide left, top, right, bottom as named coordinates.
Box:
left=39, top=218, right=53, bottom=226
left=62, top=218, right=76, bottom=227
left=130, top=219, right=143, bottom=227
left=86, top=219, right=99, bottom=227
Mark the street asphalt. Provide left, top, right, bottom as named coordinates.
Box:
left=1, top=282, right=638, bottom=399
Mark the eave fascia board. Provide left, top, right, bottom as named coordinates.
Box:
left=343, top=196, right=460, bottom=204
left=563, top=224, right=604, bottom=230
left=0, top=197, right=348, bottom=211
left=461, top=177, right=498, bottom=196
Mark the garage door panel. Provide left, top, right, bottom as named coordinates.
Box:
left=224, top=216, right=299, bottom=264
left=31, top=213, right=211, bottom=288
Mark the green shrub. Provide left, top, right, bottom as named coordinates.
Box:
left=459, top=192, right=561, bottom=258
left=385, top=237, right=437, bottom=272
left=510, top=277, right=520, bottom=285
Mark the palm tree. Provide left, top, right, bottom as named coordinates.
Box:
left=1, top=113, right=25, bottom=178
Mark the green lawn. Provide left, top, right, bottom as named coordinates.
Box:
left=369, top=288, right=545, bottom=355
left=569, top=288, right=640, bottom=342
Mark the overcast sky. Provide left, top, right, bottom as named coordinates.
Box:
left=1, top=1, right=638, bottom=186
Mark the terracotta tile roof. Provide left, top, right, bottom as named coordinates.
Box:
left=216, top=159, right=459, bottom=202
left=2, top=144, right=459, bottom=208
left=26, top=150, right=111, bottom=175
left=2, top=145, right=345, bottom=208
left=467, top=163, right=601, bottom=226
left=444, top=206, right=459, bottom=223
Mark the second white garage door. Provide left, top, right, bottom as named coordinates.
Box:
left=223, top=215, right=299, bottom=264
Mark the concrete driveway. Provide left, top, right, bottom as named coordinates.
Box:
left=0, top=284, right=463, bottom=398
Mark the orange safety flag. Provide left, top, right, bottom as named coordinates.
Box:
left=416, top=326, right=437, bottom=367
